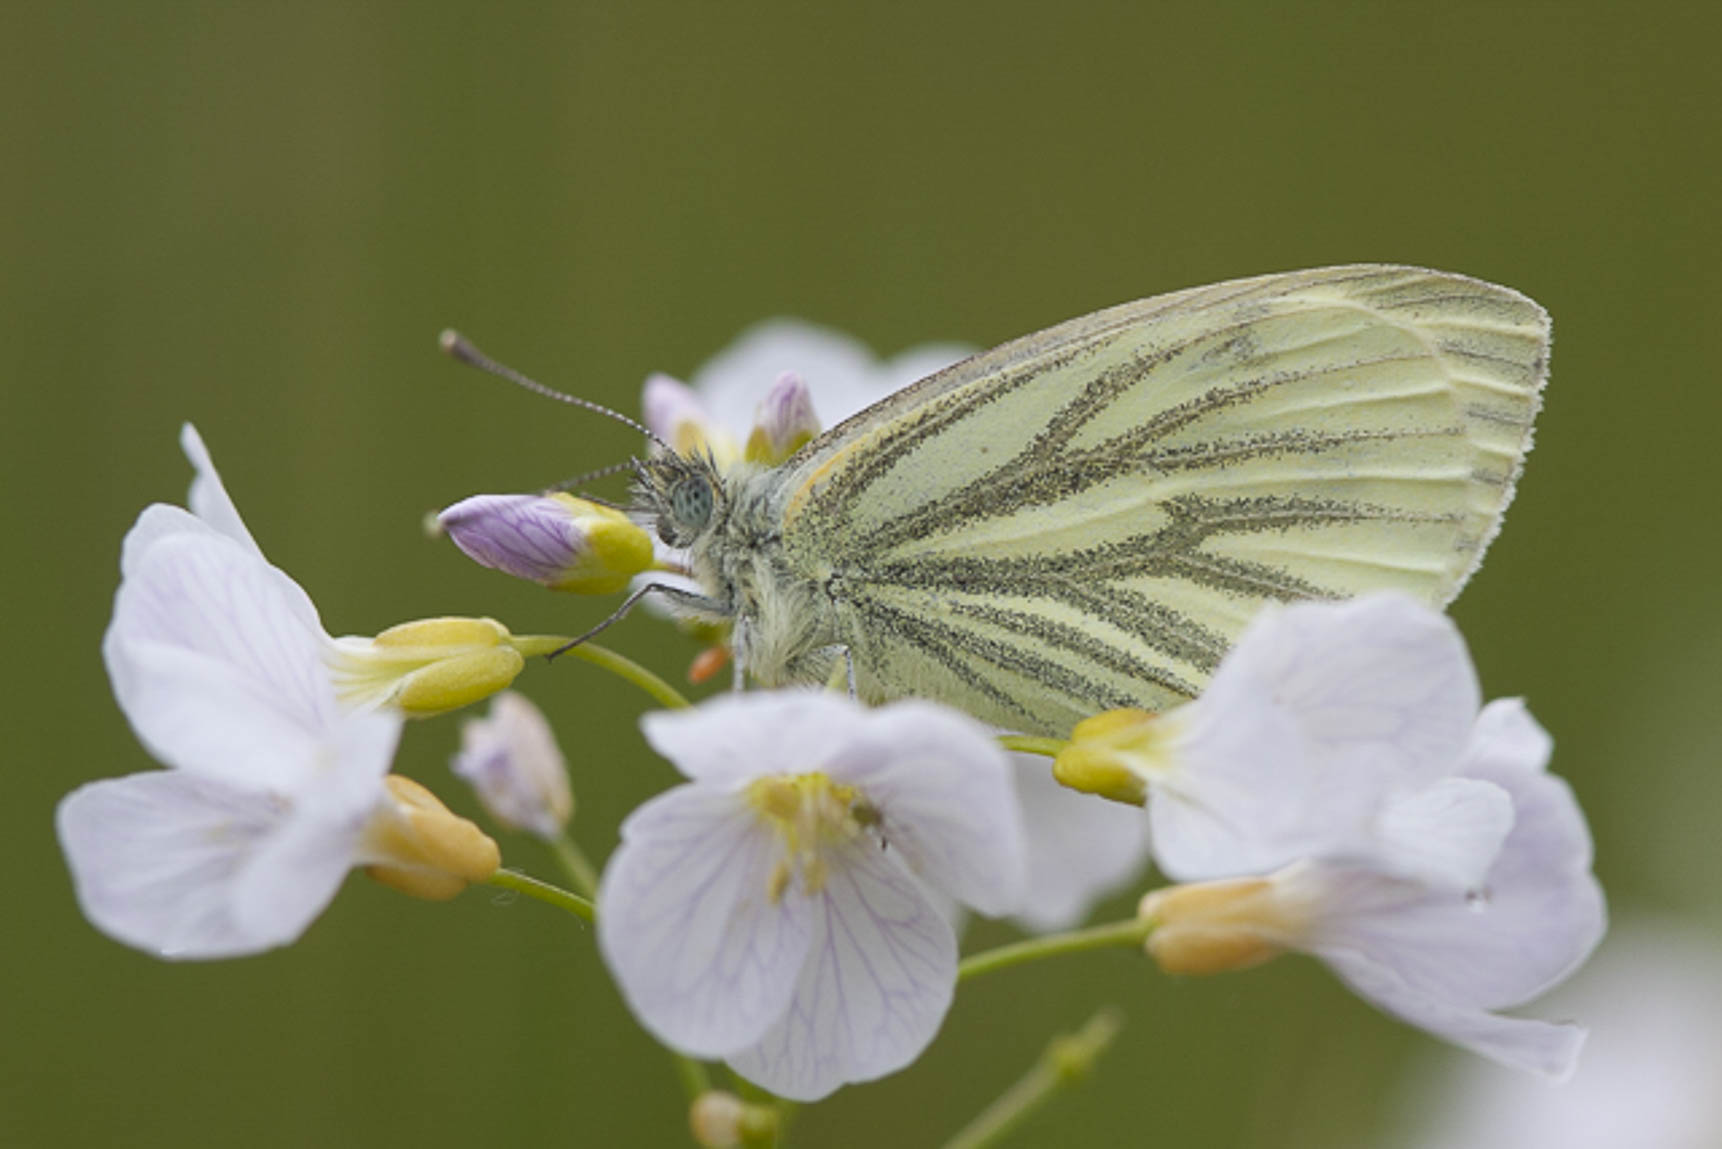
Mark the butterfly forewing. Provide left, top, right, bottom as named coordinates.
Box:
left=770, top=265, right=1548, bottom=736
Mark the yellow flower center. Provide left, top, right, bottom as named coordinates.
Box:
left=745, top=772, right=870, bottom=901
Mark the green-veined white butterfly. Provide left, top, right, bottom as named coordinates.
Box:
left=511, top=264, right=1548, bottom=738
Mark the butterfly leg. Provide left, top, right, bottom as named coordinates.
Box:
left=548, top=581, right=731, bottom=660
left=810, top=644, right=857, bottom=699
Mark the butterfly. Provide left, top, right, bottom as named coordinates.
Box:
left=622, top=265, right=1549, bottom=738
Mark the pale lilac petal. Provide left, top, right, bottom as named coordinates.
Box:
left=642, top=372, right=710, bottom=443
left=179, top=423, right=263, bottom=556
left=690, top=320, right=878, bottom=433
left=1290, top=761, right=1604, bottom=1014
left=438, top=494, right=586, bottom=585
left=599, top=785, right=813, bottom=1056
left=1394, top=922, right=1722, bottom=1149
left=57, top=771, right=290, bottom=960
left=1375, top=778, right=1515, bottom=890
left=879, top=343, right=976, bottom=394
left=232, top=716, right=394, bottom=945
left=119, top=504, right=222, bottom=578
left=750, top=372, right=821, bottom=456
left=1010, top=757, right=1151, bottom=933
left=451, top=692, right=572, bottom=838
left=1464, top=698, right=1554, bottom=777
left=727, top=838, right=957, bottom=1101
left=103, top=534, right=337, bottom=790
left=1320, top=945, right=1589, bottom=1080
left=1150, top=694, right=1365, bottom=881
left=824, top=701, right=1025, bottom=916
left=1208, top=595, right=1480, bottom=784
left=639, top=691, right=870, bottom=785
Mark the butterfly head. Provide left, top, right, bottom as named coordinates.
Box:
left=634, top=449, right=726, bottom=548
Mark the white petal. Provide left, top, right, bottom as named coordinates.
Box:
left=179, top=423, right=264, bottom=555
left=879, top=343, right=977, bottom=395
left=1464, top=698, right=1554, bottom=777
left=727, top=838, right=958, bottom=1101
left=233, top=708, right=398, bottom=942
left=1149, top=694, right=1379, bottom=881
left=1319, top=945, right=1589, bottom=1080
left=599, top=784, right=813, bottom=1057
left=57, top=771, right=291, bottom=959
left=104, top=534, right=337, bottom=791
left=824, top=701, right=1026, bottom=916
left=642, top=373, right=711, bottom=444
left=1210, top=595, right=1480, bottom=784
left=690, top=320, right=879, bottom=433
left=639, top=691, right=870, bottom=786
left=119, top=504, right=224, bottom=579
left=1291, top=765, right=1604, bottom=1014
left=1375, top=777, right=1515, bottom=889
left=1009, top=756, right=1151, bottom=933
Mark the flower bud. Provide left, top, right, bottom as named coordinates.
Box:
left=1139, top=877, right=1301, bottom=976
left=1051, top=708, right=1171, bottom=805
left=438, top=493, right=655, bottom=595
left=327, top=617, right=570, bottom=718
left=452, top=691, right=572, bottom=838
left=644, top=372, right=739, bottom=462
left=688, top=1091, right=780, bottom=1149
left=744, top=371, right=821, bottom=464
left=362, top=775, right=502, bottom=900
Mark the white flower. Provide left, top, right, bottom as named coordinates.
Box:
left=1058, top=594, right=1515, bottom=890
left=597, top=691, right=1026, bottom=1101
left=58, top=425, right=498, bottom=959
left=642, top=318, right=975, bottom=465
left=1141, top=700, right=1606, bottom=1080
left=452, top=691, right=573, bottom=839
left=1392, top=921, right=1722, bottom=1149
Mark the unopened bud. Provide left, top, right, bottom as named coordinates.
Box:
left=744, top=371, right=821, bottom=464
left=438, top=492, right=654, bottom=595
left=452, top=691, right=572, bottom=838
left=363, top=775, right=501, bottom=900
left=1052, top=708, right=1170, bottom=805
left=328, top=617, right=570, bottom=717
left=1139, top=878, right=1300, bottom=976
left=689, top=1090, right=779, bottom=1149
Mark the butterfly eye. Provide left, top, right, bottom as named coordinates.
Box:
left=668, top=476, right=715, bottom=536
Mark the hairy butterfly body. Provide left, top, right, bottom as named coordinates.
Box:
left=637, top=265, right=1549, bottom=737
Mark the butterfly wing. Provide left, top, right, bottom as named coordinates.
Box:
left=772, top=265, right=1549, bottom=736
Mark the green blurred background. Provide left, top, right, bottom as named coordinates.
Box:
left=6, top=4, right=1720, bottom=1146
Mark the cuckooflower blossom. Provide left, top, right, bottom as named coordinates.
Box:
left=1140, top=700, right=1605, bottom=1080
left=437, top=492, right=656, bottom=594
left=451, top=690, right=573, bottom=839
left=636, top=324, right=1155, bottom=930
left=641, top=318, right=974, bottom=467
left=1057, top=594, right=1514, bottom=890
left=62, top=450, right=500, bottom=959
left=598, top=691, right=1026, bottom=1101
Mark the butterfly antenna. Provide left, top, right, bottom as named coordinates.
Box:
left=547, top=459, right=639, bottom=492
left=439, top=329, right=673, bottom=453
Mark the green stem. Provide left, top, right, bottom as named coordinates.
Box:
left=485, top=868, right=595, bottom=922
left=938, top=1008, right=1124, bottom=1149
left=549, top=832, right=601, bottom=900
left=560, top=641, right=691, bottom=710
left=958, top=917, right=1151, bottom=982
left=996, top=734, right=1065, bottom=758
